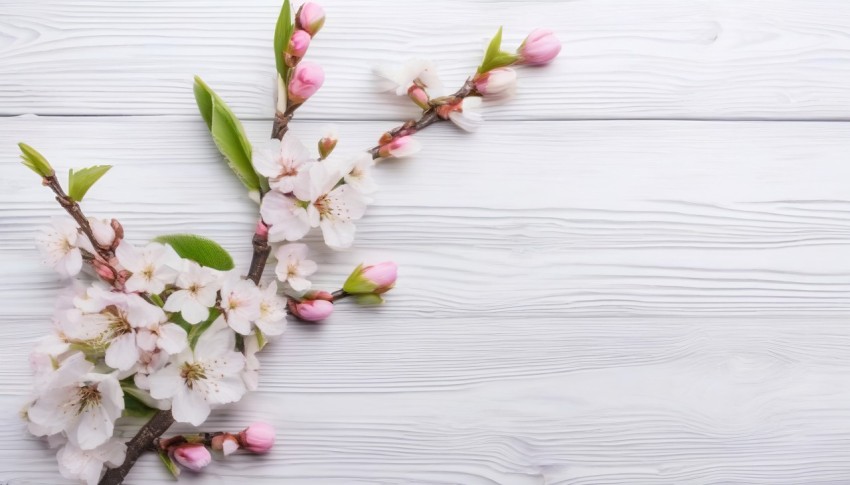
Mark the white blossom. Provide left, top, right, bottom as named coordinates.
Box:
left=163, top=261, right=221, bottom=324
left=115, top=241, right=180, bottom=294
left=149, top=317, right=246, bottom=426
left=27, top=353, right=124, bottom=450
left=340, top=152, right=378, bottom=194
left=57, top=438, right=126, bottom=485
left=274, top=243, right=317, bottom=292
left=448, top=96, right=484, bottom=132
left=252, top=134, right=313, bottom=194
left=242, top=332, right=261, bottom=392
left=220, top=274, right=262, bottom=335
left=293, top=161, right=369, bottom=249
left=255, top=280, right=287, bottom=337
left=374, top=58, right=444, bottom=96
left=35, top=217, right=83, bottom=278
left=260, top=191, right=312, bottom=243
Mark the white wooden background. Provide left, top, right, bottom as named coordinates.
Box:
left=2, top=0, right=850, bottom=483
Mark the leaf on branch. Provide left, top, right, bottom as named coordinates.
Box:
left=274, top=0, right=293, bottom=81
left=120, top=380, right=160, bottom=418
left=157, top=449, right=181, bottom=478
left=67, top=165, right=112, bottom=202
left=153, top=234, right=235, bottom=271
left=478, top=26, right=519, bottom=73
left=18, top=143, right=55, bottom=177
left=193, top=76, right=261, bottom=192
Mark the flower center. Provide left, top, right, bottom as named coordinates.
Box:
left=77, top=384, right=102, bottom=414
left=104, top=306, right=132, bottom=336
left=181, top=362, right=206, bottom=389
left=188, top=283, right=201, bottom=296
left=142, top=264, right=155, bottom=280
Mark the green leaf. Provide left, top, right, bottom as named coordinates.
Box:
left=353, top=294, right=385, bottom=305
left=153, top=234, right=235, bottom=270
left=18, top=143, right=55, bottom=177
left=120, top=381, right=159, bottom=418
left=477, top=26, right=519, bottom=73
left=67, top=165, right=112, bottom=202
left=157, top=450, right=181, bottom=478
left=193, top=76, right=260, bottom=191
left=274, top=0, right=293, bottom=80
left=187, top=308, right=222, bottom=350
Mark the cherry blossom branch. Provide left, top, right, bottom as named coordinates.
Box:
left=98, top=410, right=175, bottom=485
left=43, top=175, right=114, bottom=260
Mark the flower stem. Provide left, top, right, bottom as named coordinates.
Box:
left=98, top=410, right=175, bottom=485
left=42, top=174, right=114, bottom=260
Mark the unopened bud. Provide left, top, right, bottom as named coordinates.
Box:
left=407, top=85, right=430, bottom=110
left=318, top=125, right=338, bottom=159
left=255, top=220, right=269, bottom=239
left=88, top=217, right=116, bottom=248
left=473, top=68, right=517, bottom=97
left=92, top=258, right=117, bottom=284
left=288, top=297, right=334, bottom=321
left=343, top=262, right=397, bottom=298
left=211, top=433, right=240, bottom=456
left=296, top=2, right=325, bottom=37
left=377, top=136, right=421, bottom=159
left=517, top=29, right=561, bottom=66
left=288, top=61, right=325, bottom=105
left=171, top=443, right=211, bottom=472
left=109, top=219, right=124, bottom=250
left=238, top=422, right=276, bottom=453
left=287, top=30, right=311, bottom=64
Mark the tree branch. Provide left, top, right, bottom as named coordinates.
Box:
left=98, top=410, right=175, bottom=485
left=43, top=175, right=114, bottom=260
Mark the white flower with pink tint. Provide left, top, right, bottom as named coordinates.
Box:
left=252, top=134, right=314, bottom=194
left=294, top=161, right=369, bottom=249
left=149, top=318, right=246, bottom=426
left=260, top=191, right=312, bottom=242
left=255, top=280, right=287, bottom=337
left=57, top=438, right=126, bottom=485
left=474, top=68, right=517, bottom=98
left=36, top=217, right=83, bottom=278
left=375, top=58, right=444, bottom=96
left=447, top=97, right=484, bottom=132
left=27, top=353, right=124, bottom=450
left=274, top=243, right=317, bottom=292
left=115, top=241, right=180, bottom=295
left=163, top=262, right=221, bottom=324
left=220, top=274, right=262, bottom=335
left=517, top=29, right=561, bottom=65
left=339, top=152, right=378, bottom=193
left=377, top=135, right=421, bottom=159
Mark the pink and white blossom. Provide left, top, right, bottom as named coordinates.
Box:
left=252, top=134, right=314, bottom=194
left=274, top=243, right=317, bottom=292
left=163, top=262, right=221, bottom=324
left=474, top=68, right=517, bottom=98
left=36, top=217, right=83, bottom=278
left=115, top=241, right=180, bottom=295
left=447, top=96, right=484, bottom=132
left=375, top=58, right=444, bottom=96
left=260, top=191, right=312, bottom=243
left=255, top=281, right=288, bottom=337
left=340, top=152, right=378, bottom=193
left=57, top=438, right=126, bottom=485
left=220, top=274, right=262, bottom=335
left=377, top=135, right=421, bottom=159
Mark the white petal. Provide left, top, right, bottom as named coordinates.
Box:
left=287, top=276, right=312, bottom=292
left=172, top=387, right=210, bottom=426
left=105, top=333, right=139, bottom=371
left=148, top=364, right=183, bottom=400
left=320, top=220, right=356, bottom=249
left=157, top=323, right=188, bottom=354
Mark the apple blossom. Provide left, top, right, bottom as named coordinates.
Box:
left=252, top=134, right=313, bottom=194
left=149, top=317, right=246, bottom=426
left=57, top=438, right=126, bottom=485
left=172, top=443, right=212, bottom=472
left=36, top=217, right=83, bottom=278
left=163, top=261, right=221, bottom=324
left=288, top=61, right=325, bottom=105
left=274, top=243, right=317, bottom=292
left=220, top=274, right=262, bottom=335
left=260, top=191, right=312, bottom=243
left=115, top=241, right=180, bottom=295
left=297, top=2, right=325, bottom=36
left=517, top=28, right=561, bottom=65
left=239, top=422, right=276, bottom=453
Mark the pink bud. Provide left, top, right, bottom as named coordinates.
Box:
left=288, top=298, right=333, bottom=322
left=288, top=61, right=325, bottom=105
left=474, top=68, right=517, bottom=97
left=297, top=3, right=326, bottom=36
left=288, top=29, right=311, bottom=58
left=318, top=125, right=338, bottom=159
left=92, top=258, right=117, bottom=284
left=238, top=422, right=276, bottom=453
left=517, top=29, right=561, bottom=66
left=171, top=443, right=212, bottom=472
left=407, top=85, right=430, bottom=110
left=255, top=220, right=269, bottom=239
left=377, top=135, right=422, bottom=159
left=211, top=433, right=240, bottom=456
left=360, top=262, right=397, bottom=294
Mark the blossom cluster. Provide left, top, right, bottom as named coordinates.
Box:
left=24, top=218, right=286, bottom=483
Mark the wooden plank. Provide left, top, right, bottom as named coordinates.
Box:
left=1, top=116, right=850, bottom=482
left=3, top=0, right=850, bottom=119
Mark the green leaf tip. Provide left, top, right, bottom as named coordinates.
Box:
left=478, top=26, right=518, bottom=73
left=153, top=233, right=235, bottom=271
left=274, top=0, right=294, bottom=80
left=18, top=143, right=55, bottom=178
left=68, top=165, right=112, bottom=202
left=193, top=76, right=261, bottom=192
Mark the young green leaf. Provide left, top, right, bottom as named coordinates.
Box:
left=193, top=76, right=261, bottom=191
left=122, top=391, right=158, bottom=418
left=477, top=26, right=519, bottom=73
left=18, top=143, right=55, bottom=177
left=157, top=450, right=181, bottom=478
left=67, top=165, right=112, bottom=202
left=153, top=234, right=235, bottom=271
left=274, top=0, right=293, bottom=80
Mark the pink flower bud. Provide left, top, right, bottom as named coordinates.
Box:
left=171, top=443, right=212, bottom=472
left=297, top=3, right=325, bottom=36
left=288, top=29, right=311, bottom=58
left=407, top=85, right=430, bottom=110
left=473, top=68, right=517, bottom=97
left=238, top=422, right=276, bottom=453
left=211, top=433, right=240, bottom=456
left=517, top=29, right=561, bottom=66
left=88, top=217, right=116, bottom=248
left=255, top=220, right=269, bottom=239
left=318, top=125, right=338, bottom=159
left=377, top=135, right=422, bottom=159
left=92, top=258, right=117, bottom=284
left=342, top=262, right=398, bottom=300
left=288, top=61, right=325, bottom=105
left=288, top=297, right=334, bottom=321
left=109, top=218, right=124, bottom=250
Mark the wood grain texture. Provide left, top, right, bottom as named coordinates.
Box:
left=2, top=116, right=850, bottom=483
left=4, top=0, right=850, bottom=119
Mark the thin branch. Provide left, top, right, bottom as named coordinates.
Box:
left=98, top=410, right=175, bottom=485
left=43, top=175, right=114, bottom=260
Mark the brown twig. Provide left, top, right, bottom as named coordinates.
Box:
left=98, top=410, right=175, bottom=485
left=43, top=175, right=114, bottom=260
